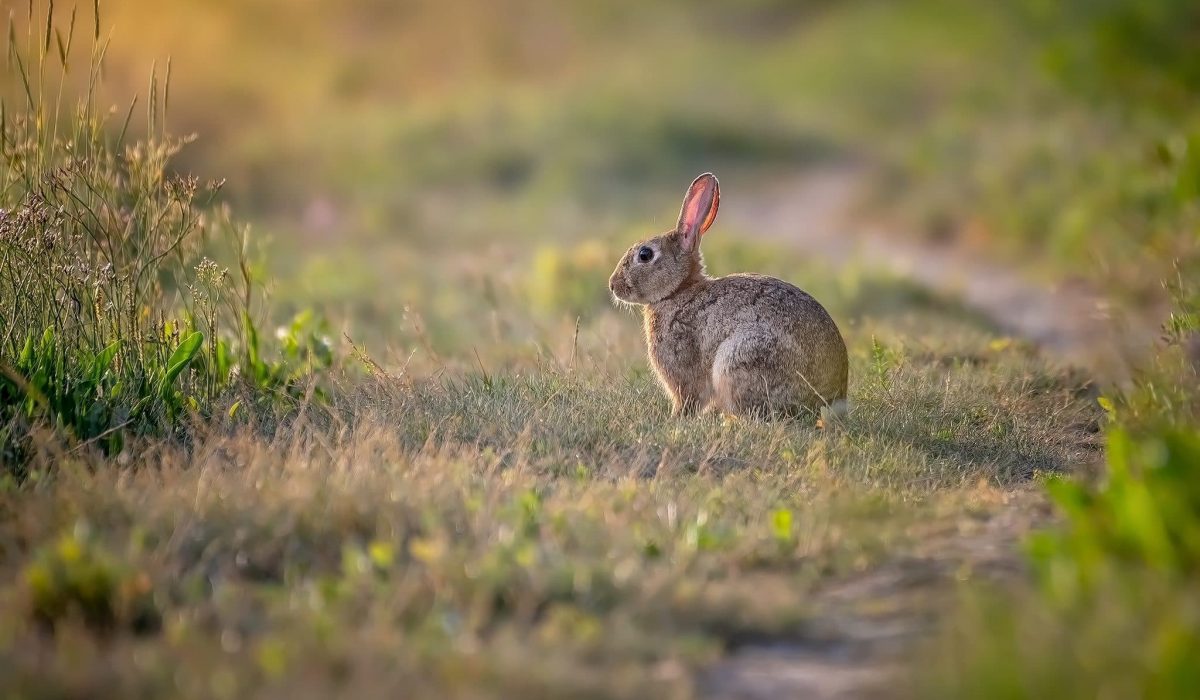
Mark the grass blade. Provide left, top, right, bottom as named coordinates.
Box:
left=54, top=27, right=65, bottom=66
left=147, top=59, right=157, bottom=139
left=116, top=94, right=136, bottom=147
left=158, top=330, right=203, bottom=398
left=163, top=55, right=171, bottom=125
left=8, top=18, right=35, bottom=109
left=44, top=0, right=54, bottom=56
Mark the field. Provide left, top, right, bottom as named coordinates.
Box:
left=2, top=1, right=1199, bottom=698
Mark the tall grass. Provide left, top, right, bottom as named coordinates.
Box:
left=0, top=2, right=332, bottom=472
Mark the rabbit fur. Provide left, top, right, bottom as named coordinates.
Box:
left=608, top=173, right=848, bottom=419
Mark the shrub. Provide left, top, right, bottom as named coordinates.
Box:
left=1031, top=429, right=1200, bottom=595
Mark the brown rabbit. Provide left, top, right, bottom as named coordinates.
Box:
left=608, top=173, right=848, bottom=419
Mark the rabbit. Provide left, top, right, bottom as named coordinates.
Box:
left=608, top=172, right=848, bottom=419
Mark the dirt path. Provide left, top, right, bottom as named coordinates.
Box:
left=699, top=164, right=1140, bottom=699
left=724, top=163, right=1157, bottom=377
left=700, top=494, right=1051, bottom=700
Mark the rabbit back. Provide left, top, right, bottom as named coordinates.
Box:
left=646, top=273, right=848, bottom=417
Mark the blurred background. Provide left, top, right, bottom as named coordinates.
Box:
left=29, top=0, right=1199, bottom=368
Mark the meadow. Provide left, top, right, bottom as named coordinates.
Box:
left=2, top=1, right=1198, bottom=698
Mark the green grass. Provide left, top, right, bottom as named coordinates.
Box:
left=0, top=2, right=345, bottom=469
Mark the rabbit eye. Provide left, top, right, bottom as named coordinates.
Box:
left=637, top=246, right=654, bottom=263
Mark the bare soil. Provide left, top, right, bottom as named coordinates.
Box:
left=700, top=490, right=1052, bottom=700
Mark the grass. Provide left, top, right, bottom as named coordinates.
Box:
left=3, top=0, right=1199, bottom=697
left=1, top=2, right=342, bottom=469
left=914, top=424, right=1200, bottom=699
left=0, top=317, right=1101, bottom=697
left=77, top=0, right=1197, bottom=305
left=913, top=269, right=1200, bottom=699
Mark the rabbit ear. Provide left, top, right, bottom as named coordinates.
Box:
left=676, top=173, right=720, bottom=252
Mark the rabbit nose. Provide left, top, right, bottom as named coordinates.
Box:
left=609, top=275, right=626, bottom=297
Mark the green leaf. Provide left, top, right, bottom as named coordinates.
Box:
left=243, top=312, right=262, bottom=379
left=90, top=341, right=120, bottom=381
left=1043, top=475, right=1091, bottom=521
left=1107, top=428, right=1133, bottom=478
left=18, top=334, right=34, bottom=369
left=130, top=394, right=153, bottom=418
left=158, top=331, right=204, bottom=399
left=40, top=327, right=55, bottom=357
left=215, top=340, right=231, bottom=381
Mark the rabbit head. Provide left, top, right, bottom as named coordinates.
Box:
left=609, top=173, right=720, bottom=305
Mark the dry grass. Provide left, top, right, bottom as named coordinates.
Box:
left=0, top=319, right=1101, bottom=698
